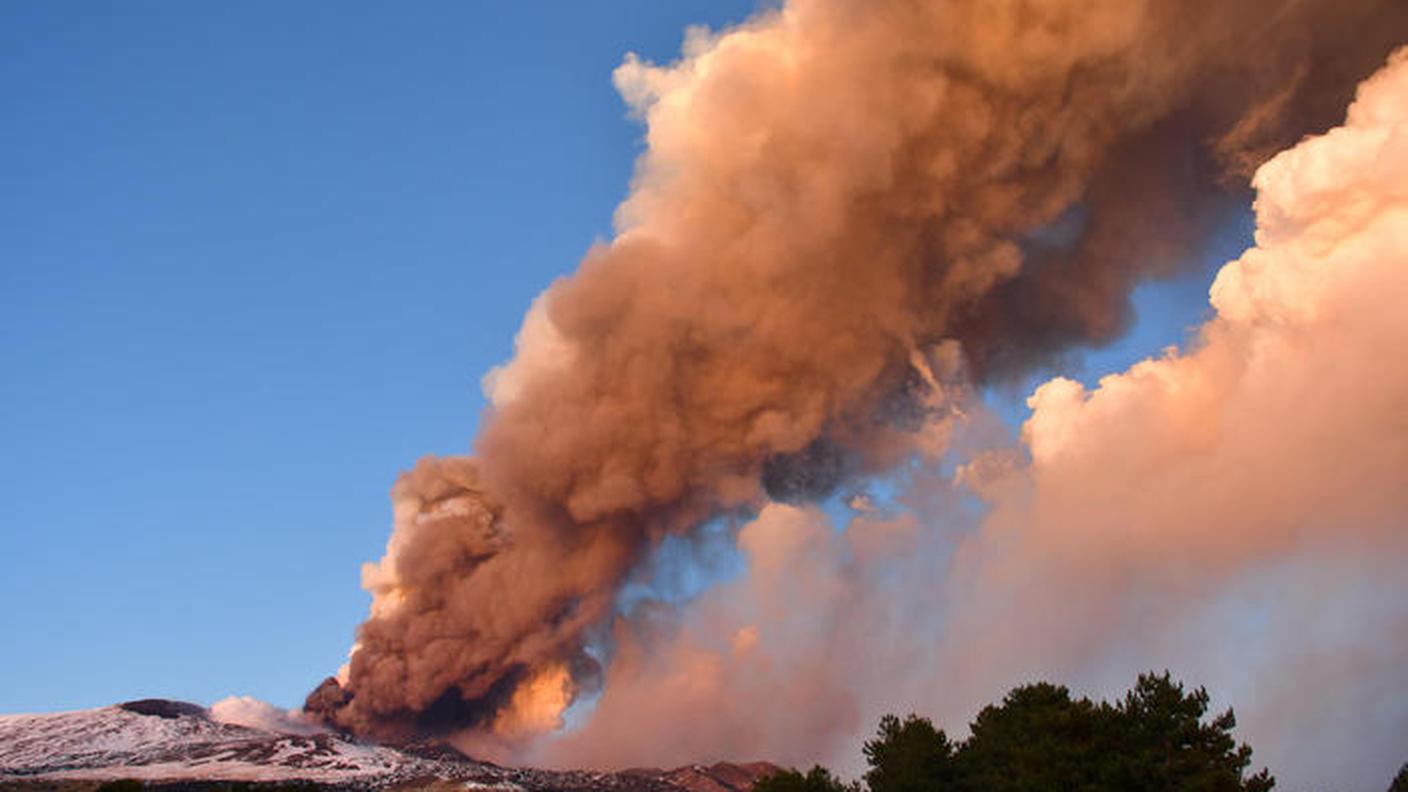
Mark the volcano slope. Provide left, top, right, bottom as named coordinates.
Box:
left=0, top=700, right=777, bottom=792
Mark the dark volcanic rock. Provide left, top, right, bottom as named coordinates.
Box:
left=303, top=678, right=350, bottom=719
left=115, top=699, right=207, bottom=720
left=393, top=740, right=472, bottom=763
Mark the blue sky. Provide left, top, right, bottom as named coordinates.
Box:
left=0, top=2, right=1246, bottom=713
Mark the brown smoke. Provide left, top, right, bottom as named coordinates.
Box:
left=308, top=0, right=1408, bottom=750
left=536, top=51, right=1408, bottom=790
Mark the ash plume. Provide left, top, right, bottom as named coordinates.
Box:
left=539, top=53, right=1408, bottom=790
left=308, top=0, right=1408, bottom=757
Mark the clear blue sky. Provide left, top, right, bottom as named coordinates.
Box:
left=0, top=2, right=1242, bottom=713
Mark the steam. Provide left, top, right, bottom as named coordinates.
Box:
left=211, top=696, right=327, bottom=736
left=307, top=0, right=1408, bottom=780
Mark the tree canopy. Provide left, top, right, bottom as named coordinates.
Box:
left=754, top=765, right=857, bottom=792
left=863, top=713, right=956, bottom=792
left=1389, top=762, right=1408, bottom=792
left=757, top=672, right=1276, bottom=792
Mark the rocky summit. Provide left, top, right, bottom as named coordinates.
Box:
left=0, top=700, right=778, bottom=792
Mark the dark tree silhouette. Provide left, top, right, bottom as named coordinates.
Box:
left=754, top=765, right=857, bottom=792
left=1103, top=672, right=1273, bottom=792
left=785, top=672, right=1277, bottom=792
left=1389, top=762, right=1408, bottom=792
left=863, top=713, right=957, bottom=792
left=956, top=682, right=1115, bottom=792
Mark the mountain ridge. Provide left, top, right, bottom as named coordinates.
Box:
left=0, top=700, right=778, bottom=792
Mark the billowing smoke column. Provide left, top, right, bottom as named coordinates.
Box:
left=307, top=0, right=1408, bottom=749
left=537, top=50, right=1408, bottom=790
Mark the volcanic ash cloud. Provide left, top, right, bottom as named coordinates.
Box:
left=539, top=48, right=1408, bottom=790
left=307, top=0, right=1408, bottom=764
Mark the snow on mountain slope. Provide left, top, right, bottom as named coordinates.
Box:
left=0, top=700, right=777, bottom=791
left=0, top=701, right=459, bottom=785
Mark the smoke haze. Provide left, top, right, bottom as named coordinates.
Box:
left=211, top=696, right=328, bottom=736
left=309, top=2, right=1408, bottom=788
